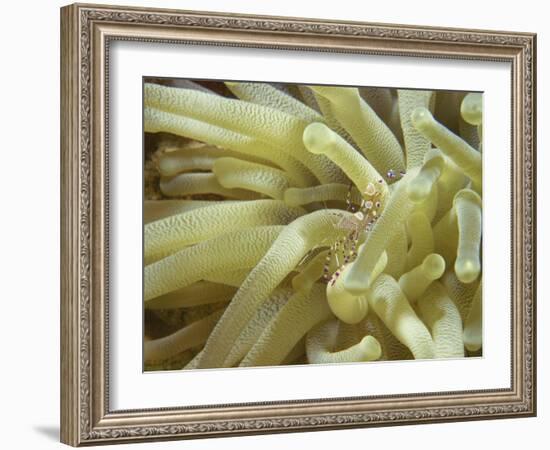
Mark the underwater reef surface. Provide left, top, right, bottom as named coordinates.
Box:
left=142, top=80, right=483, bottom=371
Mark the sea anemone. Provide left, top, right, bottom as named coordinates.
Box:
left=142, top=80, right=483, bottom=370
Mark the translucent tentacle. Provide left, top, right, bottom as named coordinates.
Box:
left=407, top=151, right=444, bottom=203
left=239, top=284, right=332, bottom=367
left=311, top=90, right=356, bottom=147
left=453, top=189, right=482, bottom=283
left=411, top=107, right=481, bottom=189
left=144, top=107, right=316, bottom=187
left=463, top=281, right=482, bottom=352
left=213, top=157, right=294, bottom=200
left=145, top=83, right=310, bottom=149
left=145, top=282, right=236, bottom=309
left=363, top=312, right=413, bottom=361
left=327, top=251, right=387, bottom=324
left=384, top=224, right=408, bottom=279
left=158, top=147, right=217, bottom=175
left=303, top=122, right=388, bottom=200
left=461, top=93, right=483, bottom=126
left=144, top=200, right=228, bottom=224
left=145, top=200, right=303, bottom=263
left=160, top=172, right=258, bottom=199
left=223, top=287, right=292, bottom=367
left=144, top=309, right=223, bottom=363
left=398, top=89, right=434, bottom=169
left=441, top=270, right=480, bottom=323
left=344, top=168, right=418, bottom=295
left=144, top=85, right=345, bottom=184
left=433, top=207, right=459, bottom=267
left=144, top=226, right=283, bottom=301
left=157, top=145, right=269, bottom=176
left=284, top=183, right=362, bottom=207
left=399, top=253, right=445, bottom=303
left=367, top=274, right=436, bottom=359
left=310, top=86, right=405, bottom=176
left=225, top=81, right=322, bottom=122
left=425, top=149, right=468, bottom=223
left=459, top=117, right=481, bottom=151
left=306, top=320, right=381, bottom=364
left=417, top=282, right=464, bottom=358
left=405, top=212, right=435, bottom=271
left=204, top=269, right=251, bottom=287
left=292, top=250, right=330, bottom=293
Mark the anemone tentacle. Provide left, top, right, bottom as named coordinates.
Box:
left=223, top=287, right=293, bottom=367
left=405, top=212, right=435, bottom=271
left=453, top=189, right=482, bottom=283
left=310, top=86, right=405, bottom=175
left=344, top=168, right=419, bottom=295
left=144, top=309, right=224, bottom=363
left=306, top=319, right=382, bottom=364
left=398, top=89, right=433, bottom=170
left=160, top=172, right=259, bottom=199
left=463, top=281, right=482, bottom=352
left=367, top=274, right=436, bottom=359
left=144, top=200, right=303, bottom=263
left=144, top=84, right=347, bottom=184
left=213, top=157, right=294, bottom=200
left=417, top=281, right=464, bottom=358
left=411, top=107, right=481, bottom=190
left=398, top=253, right=446, bottom=303
left=144, top=107, right=317, bottom=187
left=225, top=82, right=323, bottom=122
left=144, top=226, right=283, bottom=301
left=144, top=200, right=230, bottom=224
left=239, top=283, right=332, bottom=367
left=146, top=282, right=236, bottom=310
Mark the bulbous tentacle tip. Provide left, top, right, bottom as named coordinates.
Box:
left=410, top=106, right=433, bottom=129
left=455, top=258, right=481, bottom=284
left=303, top=122, right=334, bottom=154
left=359, top=335, right=382, bottom=361
left=461, top=93, right=483, bottom=126
left=407, top=152, right=444, bottom=203
left=422, top=253, right=446, bottom=280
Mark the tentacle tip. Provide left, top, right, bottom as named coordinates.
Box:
left=423, top=253, right=446, bottom=280
left=461, top=93, right=483, bottom=126
left=410, top=106, right=433, bottom=129
left=464, top=333, right=482, bottom=353
left=303, top=122, right=334, bottom=154
left=359, top=335, right=382, bottom=361
left=455, top=258, right=481, bottom=283
left=326, top=282, right=368, bottom=324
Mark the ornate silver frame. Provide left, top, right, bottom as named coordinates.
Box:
left=60, top=3, right=536, bottom=446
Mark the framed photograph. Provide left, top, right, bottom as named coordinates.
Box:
left=60, top=3, right=536, bottom=446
